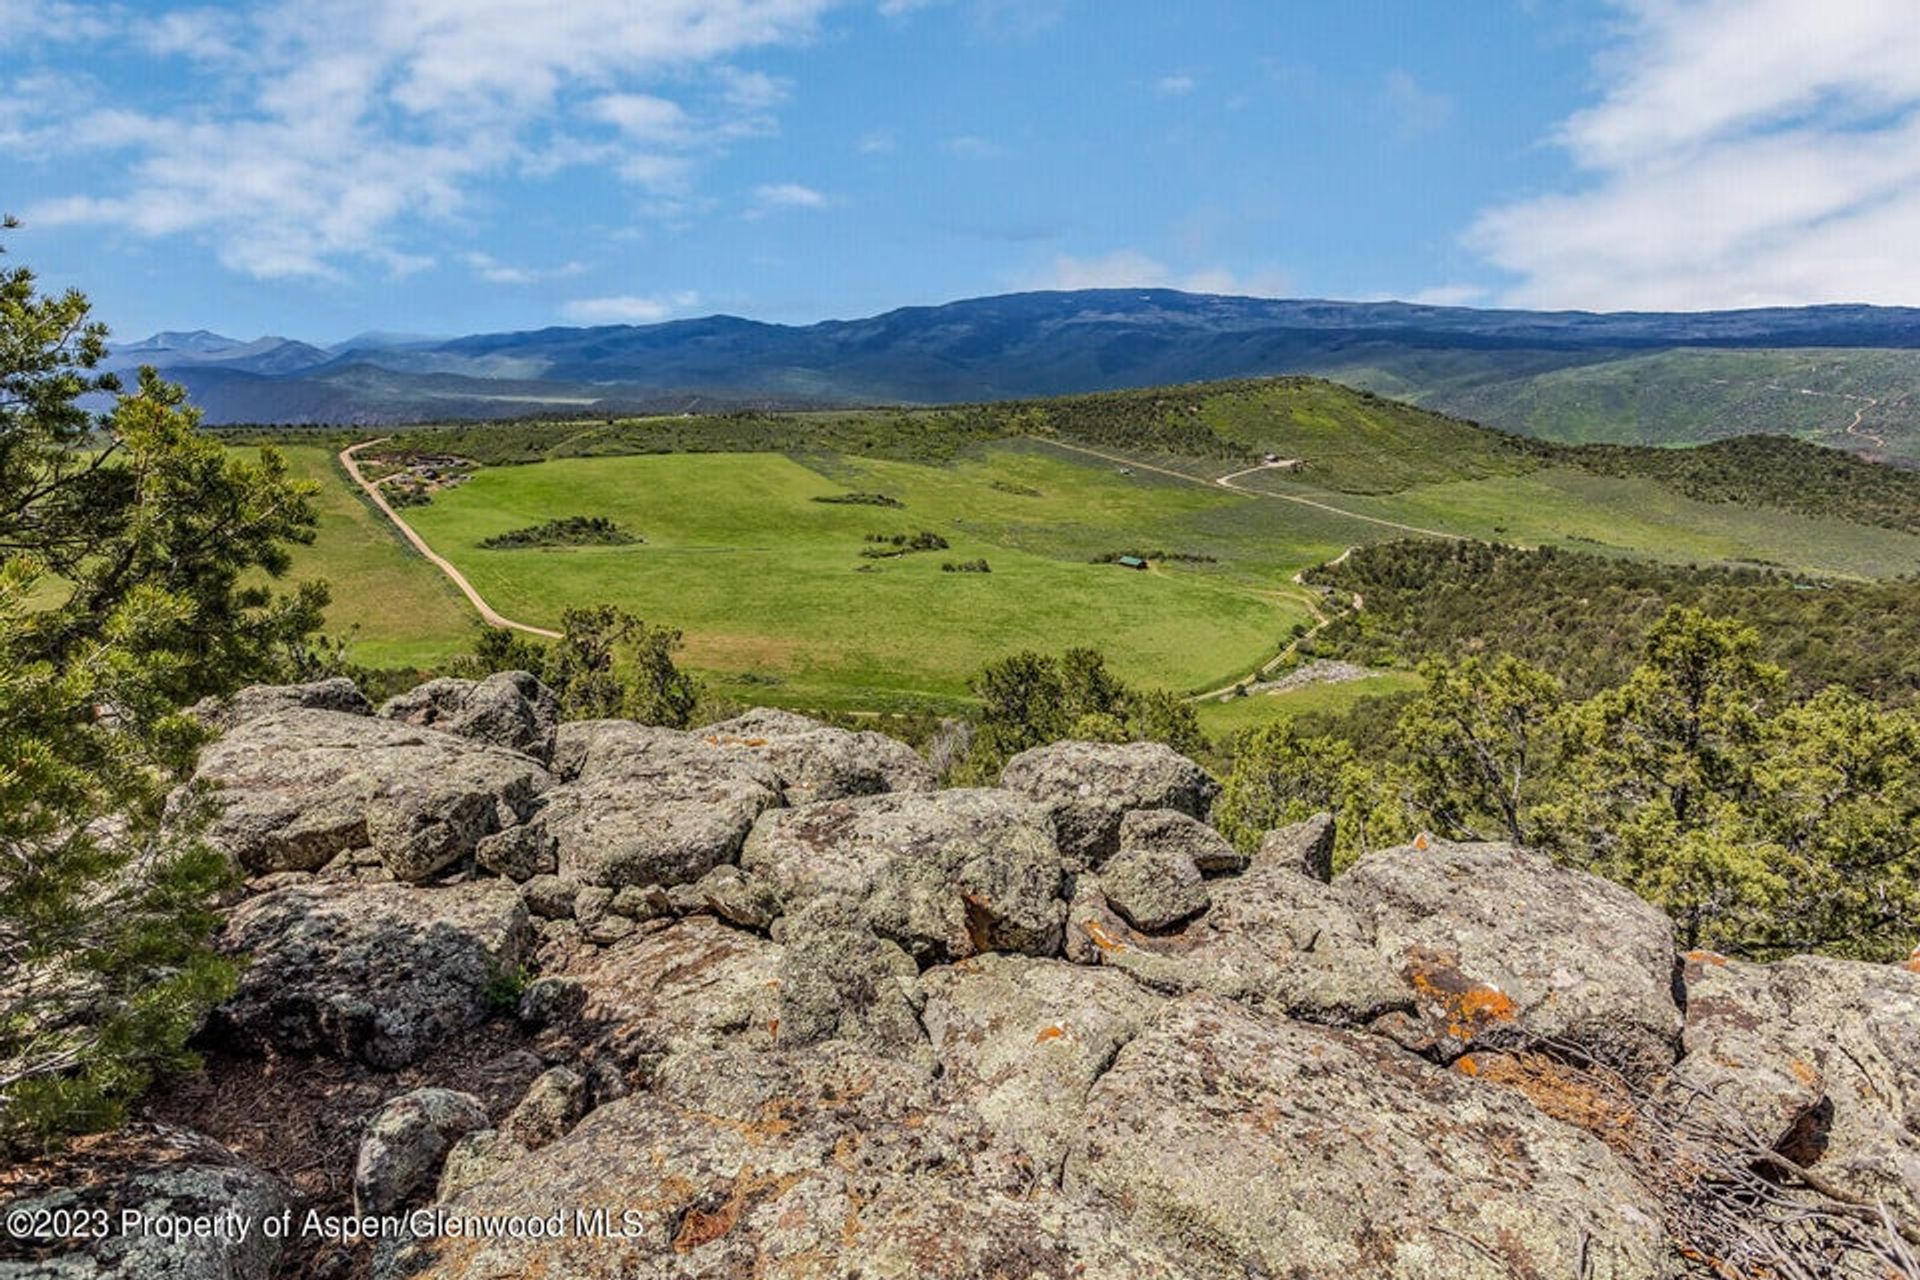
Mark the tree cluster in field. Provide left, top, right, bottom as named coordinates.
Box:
left=860, top=530, right=949, bottom=559
left=1299, top=539, right=1920, bottom=704
left=1089, top=549, right=1219, bottom=565
left=1214, top=607, right=1920, bottom=965
left=813, top=491, right=904, bottom=508
left=477, top=516, right=640, bottom=550
left=941, top=559, right=992, bottom=574
left=952, top=647, right=1206, bottom=785
left=455, top=605, right=702, bottom=728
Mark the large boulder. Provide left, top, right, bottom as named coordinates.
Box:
left=208, top=882, right=531, bottom=1069
left=1339, top=839, right=1683, bottom=1074
left=0, top=1126, right=287, bottom=1280
left=556, top=916, right=783, bottom=1082
left=698, top=707, right=938, bottom=803
left=1674, top=952, right=1920, bottom=1219
left=377, top=1044, right=1197, bottom=1280
left=921, top=954, right=1161, bottom=1177
left=194, top=707, right=551, bottom=881
left=773, top=898, right=929, bottom=1061
left=742, top=789, right=1067, bottom=963
left=528, top=721, right=783, bottom=889
left=1100, top=843, right=1210, bottom=932
left=354, top=1088, right=490, bottom=1215
left=1064, top=992, right=1670, bottom=1280
left=187, top=675, right=373, bottom=731
left=378, top=670, right=560, bottom=764
left=1000, top=741, right=1219, bottom=866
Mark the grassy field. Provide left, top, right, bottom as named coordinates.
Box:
left=267, top=446, right=476, bottom=670
left=262, top=375, right=1920, bottom=714
left=1194, top=670, right=1424, bottom=738
left=402, top=445, right=1347, bottom=710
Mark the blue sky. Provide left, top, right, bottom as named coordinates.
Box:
left=5, top=0, right=1920, bottom=341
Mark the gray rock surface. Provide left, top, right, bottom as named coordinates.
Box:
left=195, top=706, right=550, bottom=880
left=0, top=1126, right=286, bottom=1280
left=1064, top=992, right=1671, bottom=1280
left=1339, top=839, right=1683, bottom=1074
left=354, top=1088, right=489, bottom=1215
left=773, top=898, right=928, bottom=1061
left=209, top=882, right=531, bottom=1068
left=378, top=670, right=560, bottom=764
left=743, top=788, right=1066, bottom=963
left=921, top=954, right=1161, bottom=1177
left=1258, top=811, right=1336, bottom=881
left=500, top=1066, right=589, bottom=1151
left=699, top=707, right=938, bottom=803
left=532, top=720, right=784, bottom=889
left=1099, top=842, right=1210, bottom=932
left=1675, top=951, right=1920, bottom=1219
left=1119, top=806, right=1247, bottom=873
left=377, top=1043, right=1196, bottom=1280
left=188, top=676, right=372, bottom=731
left=1000, top=740, right=1219, bottom=865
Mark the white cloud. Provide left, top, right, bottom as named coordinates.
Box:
left=1404, top=283, right=1490, bottom=307
left=1155, top=74, right=1195, bottom=96
left=561, top=291, right=700, bottom=323
left=15, top=0, right=841, bottom=279
left=947, top=134, right=1001, bottom=157
left=1469, top=0, right=1920, bottom=309
left=464, top=252, right=586, bottom=285
left=857, top=127, right=897, bottom=153
left=1029, top=250, right=1292, bottom=297
left=753, top=181, right=832, bottom=209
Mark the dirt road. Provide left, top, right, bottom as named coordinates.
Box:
left=339, top=438, right=563, bottom=640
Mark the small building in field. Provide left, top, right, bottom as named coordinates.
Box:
left=1116, top=555, right=1148, bottom=571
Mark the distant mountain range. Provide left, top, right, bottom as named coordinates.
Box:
left=117, top=290, right=1920, bottom=459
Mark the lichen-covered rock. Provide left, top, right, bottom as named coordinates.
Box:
left=1099, top=842, right=1210, bottom=932
left=1064, top=992, right=1670, bottom=1280
left=354, top=1088, right=489, bottom=1215
left=195, top=708, right=551, bottom=880
left=1674, top=952, right=1920, bottom=1219
left=921, top=954, right=1161, bottom=1177
left=378, top=670, right=560, bottom=764
left=1257, top=811, right=1336, bottom=882
left=531, top=720, right=784, bottom=889
left=698, top=707, right=938, bottom=803
left=773, top=898, right=928, bottom=1061
left=0, top=1126, right=286, bottom=1280
left=208, top=882, right=531, bottom=1069
left=558, top=917, right=782, bottom=1081
left=500, top=1067, right=589, bottom=1151
left=743, top=789, right=1066, bottom=963
left=1119, top=807, right=1246, bottom=873
left=1340, top=839, right=1682, bottom=1073
left=377, top=1044, right=1197, bottom=1280
left=1000, top=741, right=1219, bottom=865
left=188, top=675, right=373, bottom=731
left=1068, top=853, right=1408, bottom=1026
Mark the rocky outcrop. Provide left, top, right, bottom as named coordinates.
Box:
left=139, top=684, right=1920, bottom=1277
left=743, top=788, right=1066, bottom=963
left=1342, top=839, right=1683, bottom=1074
left=698, top=707, right=939, bottom=803
left=1675, top=952, right=1920, bottom=1219
left=354, top=1088, right=490, bottom=1215
left=0, top=1126, right=287, bottom=1280
left=378, top=670, right=560, bottom=764
left=1064, top=992, right=1671, bottom=1280
left=194, top=706, right=550, bottom=881
left=1000, top=740, right=1219, bottom=865
left=208, top=881, right=531, bottom=1069
left=189, top=675, right=373, bottom=731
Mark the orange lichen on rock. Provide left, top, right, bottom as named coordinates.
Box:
left=1403, top=948, right=1517, bottom=1041
left=1034, top=1025, right=1067, bottom=1044
left=1686, top=950, right=1730, bottom=967
left=1465, top=1052, right=1639, bottom=1155
left=1083, top=920, right=1128, bottom=954
left=671, top=1168, right=798, bottom=1253
left=1788, top=1058, right=1819, bottom=1087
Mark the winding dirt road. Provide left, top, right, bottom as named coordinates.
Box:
left=340, top=438, right=562, bottom=639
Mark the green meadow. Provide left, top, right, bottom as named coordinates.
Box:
left=263, top=416, right=1920, bottom=715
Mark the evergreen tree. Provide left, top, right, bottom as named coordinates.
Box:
left=0, top=223, right=323, bottom=1149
